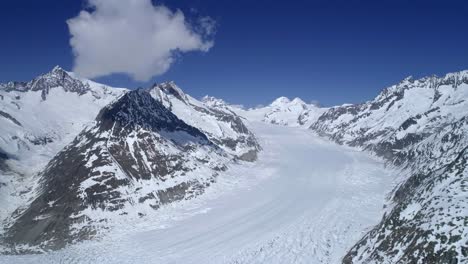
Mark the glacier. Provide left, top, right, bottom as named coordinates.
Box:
left=0, top=120, right=395, bottom=264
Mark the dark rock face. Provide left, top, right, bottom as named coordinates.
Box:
left=2, top=90, right=229, bottom=253
left=310, top=71, right=468, bottom=263
left=0, top=149, right=9, bottom=172
left=0, top=110, right=22, bottom=127
left=97, top=89, right=209, bottom=140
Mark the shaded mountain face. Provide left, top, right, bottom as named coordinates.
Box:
left=308, top=71, right=468, bottom=263
left=3, top=89, right=230, bottom=253
left=150, top=82, right=260, bottom=161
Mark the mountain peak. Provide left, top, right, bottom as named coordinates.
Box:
left=97, top=89, right=207, bottom=141
left=271, top=96, right=291, bottom=106
left=150, top=81, right=189, bottom=103
left=51, top=65, right=66, bottom=74
left=291, top=97, right=306, bottom=105
left=202, top=95, right=227, bottom=107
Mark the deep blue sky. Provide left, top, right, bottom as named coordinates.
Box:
left=1, top=0, right=467, bottom=107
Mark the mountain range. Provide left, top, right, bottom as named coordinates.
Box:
left=0, top=67, right=467, bottom=263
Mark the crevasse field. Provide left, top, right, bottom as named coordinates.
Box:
left=1, top=120, right=395, bottom=264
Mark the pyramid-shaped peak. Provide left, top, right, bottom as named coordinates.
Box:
left=45, top=65, right=70, bottom=78
left=97, top=89, right=176, bottom=130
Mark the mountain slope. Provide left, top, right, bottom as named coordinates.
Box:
left=311, top=71, right=468, bottom=162
left=309, top=70, right=468, bottom=263
left=0, top=66, right=126, bottom=173
left=0, top=66, right=126, bottom=237
left=344, top=117, right=468, bottom=263
left=2, top=89, right=231, bottom=253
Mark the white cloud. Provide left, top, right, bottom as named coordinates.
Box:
left=310, top=100, right=321, bottom=107
left=67, top=0, right=215, bottom=81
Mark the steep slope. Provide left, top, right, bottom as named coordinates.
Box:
left=343, top=117, right=468, bottom=263
left=149, top=82, right=260, bottom=161
left=310, top=70, right=468, bottom=263
left=0, top=66, right=126, bottom=173
left=0, top=66, right=126, bottom=236
left=2, top=89, right=231, bottom=253
left=240, top=97, right=325, bottom=127
left=311, top=71, right=468, bottom=162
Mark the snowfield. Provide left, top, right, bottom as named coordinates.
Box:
left=1, top=121, right=396, bottom=264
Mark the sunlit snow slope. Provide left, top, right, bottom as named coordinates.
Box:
left=0, top=121, right=395, bottom=264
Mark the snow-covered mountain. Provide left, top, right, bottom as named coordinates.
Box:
left=0, top=67, right=259, bottom=253
left=239, top=96, right=326, bottom=127
left=3, top=89, right=233, bottom=252
left=309, top=70, right=468, bottom=263
left=0, top=66, right=126, bottom=175
left=1, top=66, right=467, bottom=263
left=311, top=71, right=468, bottom=161
left=149, top=82, right=260, bottom=161
left=0, top=67, right=127, bottom=237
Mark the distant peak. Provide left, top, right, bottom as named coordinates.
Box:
left=271, top=96, right=291, bottom=106
left=403, top=75, right=414, bottom=81
left=202, top=95, right=227, bottom=107
left=51, top=65, right=65, bottom=73
left=45, top=66, right=70, bottom=78
left=291, top=97, right=306, bottom=105
left=153, top=81, right=177, bottom=88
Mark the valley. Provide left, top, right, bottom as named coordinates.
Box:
left=0, top=121, right=395, bottom=264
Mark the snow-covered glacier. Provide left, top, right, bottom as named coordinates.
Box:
left=0, top=119, right=396, bottom=264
